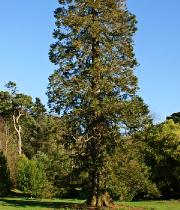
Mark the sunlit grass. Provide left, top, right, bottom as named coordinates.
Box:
left=0, top=197, right=84, bottom=210
left=118, top=200, right=180, bottom=210
left=0, top=197, right=180, bottom=210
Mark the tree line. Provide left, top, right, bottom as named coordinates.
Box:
left=0, top=0, right=180, bottom=207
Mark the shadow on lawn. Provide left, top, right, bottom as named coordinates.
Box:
left=0, top=198, right=114, bottom=209
left=0, top=198, right=146, bottom=210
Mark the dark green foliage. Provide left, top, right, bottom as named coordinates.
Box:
left=47, top=0, right=142, bottom=206
left=47, top=146, right=74, bottom=197
left=30, top=97, right=46, bottom=119
left=0, top=82, right=33, bottom=115
left=0, top=152, right=11, bottom=195
left=17, top=153, right=54, bottom=198
left=5, top=81, right=17, bottom=95
left=120, top=96, right=152, bottom=133
left=107, top=137, right=159, bottom=201
left=143, top=120, right=180, bottom=199
left=1, top=0, right=179, bottom=203
left=0, top=82, right=33, bottom=155
left=167, top=112, right=180, bottom=124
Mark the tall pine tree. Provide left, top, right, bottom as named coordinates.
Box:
left=48, top=0, right=138, bottom=206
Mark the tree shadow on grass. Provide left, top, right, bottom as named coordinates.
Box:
left=0, top=198, right=145, bottom=210
left=0, top=198, right=110, bottom=209
left=0, top=198, right=82, bottom=209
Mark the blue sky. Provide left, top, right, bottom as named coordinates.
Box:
left=0, top=0, right=180, bottom=122
left=127, top=0, right=180, bottom=121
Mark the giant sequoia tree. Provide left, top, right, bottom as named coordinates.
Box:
left=48, top=0, right=138, bottom=207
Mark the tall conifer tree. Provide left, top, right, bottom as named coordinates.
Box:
left=48, top=0, right=138, bottom=206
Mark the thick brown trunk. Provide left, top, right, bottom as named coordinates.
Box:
left=86, top=191, right=113, bottom=207
left=86, top=171, right=113, bottom=207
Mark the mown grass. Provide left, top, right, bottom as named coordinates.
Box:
left=0, top=197, right=180, bottom=210
left=0, top=197, right=84, bottom=210
left=118, top=200, right=180, bottom=210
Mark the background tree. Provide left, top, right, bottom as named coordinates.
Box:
left=0, top=152, right=11, bottom=195
left=143, top=120, right=180, bottom=199
left=107, top=135, right=159, bottom=201
left=0, top=92, right=18, bottom=185
left=21, top=97, right=47, bottom=157
left=0, top=82, right=33, bottom=155
left=47, top=0, right=141, bottom=206
left=167, top=112, right=180, bottom=124
left=0, top=90, right=14, bottom=154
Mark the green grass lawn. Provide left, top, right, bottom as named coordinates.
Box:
left=0, top=197, right=180, bottom=210
left=119, top=200, right=180, bottom=210
left=0, top=198, right=84, bottom=210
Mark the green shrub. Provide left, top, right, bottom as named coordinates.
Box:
left=106, top=139, right=160, bottom=201
left=108, top=160, right=159, bottom=201
left=17, top=153, right=54, bottom=198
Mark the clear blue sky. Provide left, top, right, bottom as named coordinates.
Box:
left=0, top=0, right=180, bottom=122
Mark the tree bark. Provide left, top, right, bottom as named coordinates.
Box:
left=86, top=170, right=113, bottom=207
left=5, top=123, right=9, bottom=155
left=13, top=111, right=23, bottom=155
left=86, top=190, right=113, bottom=207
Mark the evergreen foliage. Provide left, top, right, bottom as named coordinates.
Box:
left=0, top=1, right=179, bottom=204
left=102, top=135, right=158, bottom=201
left=167, top=112, right=180, bottom=124
left=0, top=82, right=33, bottom=155
left=0, top=152, right=11, bottom=195
left=143, top=120, right=180, bottom=199
left=17, top=153, right=54, bottom=198
left=47, top=0, right=144, bottom=206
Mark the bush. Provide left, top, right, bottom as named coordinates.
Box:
left=108, top=159, right=159, bottom=201
left=17, top=152, right=54, bottom=198
left=106, top=137, right=160, bottom=201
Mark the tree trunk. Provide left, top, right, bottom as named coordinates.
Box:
left=13, top=111, right=23, bottom=155
left=86, top=171, right=113, bottom=207
left=17, top=129, right=22, bottom=155
left=86, top=191, right=113, bottom=207
left=86, top=7, right=113, bottom=208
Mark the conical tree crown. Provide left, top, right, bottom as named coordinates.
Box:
left=48, top=0, right=138, bottom=119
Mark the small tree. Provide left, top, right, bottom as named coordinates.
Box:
left=17, top=153, right=53, bottom=198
